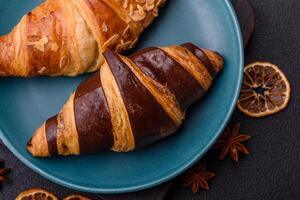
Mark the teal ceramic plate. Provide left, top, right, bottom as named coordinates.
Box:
left=0, top=0, right=243, bottom=193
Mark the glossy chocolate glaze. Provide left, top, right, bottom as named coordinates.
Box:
left=181, top=43, right=217, bottom=78
left=74, top=72, right=114, bottom=154
left=104, top=50, right=178, bottom=148
left=45, top=115, right=58, bottom=155
left=130, top=47, right=205, bottom=111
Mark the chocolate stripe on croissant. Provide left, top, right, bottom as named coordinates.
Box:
left=130, top=47, right=205, bottom=111
left=100, top=62, right=135, bottom=151
left=27, top=43, right=223, bottom=157
left=160, top=46, right=213, bottom=91
left=74, top=72, right=113, bottom=154
left=120, top=55, right=184, bottom=126
left=45, top=115, right=59, bottom=155
left=104, top=50, right=178, bottom=148
left=181, top=43, right=217, bottom=78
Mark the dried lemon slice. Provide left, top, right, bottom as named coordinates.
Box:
left=64, top=195, right=91, bottom=200
left=237, top=62, right=291, bottom=117
left=16, top=188, right=58, bottom=200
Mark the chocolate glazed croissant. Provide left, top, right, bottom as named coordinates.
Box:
left=0, top=0, right=165, bottom=77
left=27, top=43, right=223, bottom=157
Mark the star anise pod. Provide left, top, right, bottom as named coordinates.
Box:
left=214, top=123, right=251, bottom=162
left=0, top=159, right=10, bottom=186
left=182, top=162, right=215, bottom=193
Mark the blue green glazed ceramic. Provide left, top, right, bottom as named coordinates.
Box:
left=0, top=0, right=243, bottom=193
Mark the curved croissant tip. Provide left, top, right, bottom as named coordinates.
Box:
left=27, top=137, right=33, bottom=149
left=180, top=43, right=224, bottom=72
left=27, top=124, right=50, bottom=157
left=26, top=138, right=36, bottom=156
left=201, top=48, right=224, bottom=72
left=214, top=51, right=224, bottom=70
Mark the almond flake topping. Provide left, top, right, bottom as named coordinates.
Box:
left=152, top=7, right=158, bottom=17
left=60, top=56, right=68, bottom=68
left=123, top=25, right=131, bottom=39
left=123, top=0, right=128, bottom=9
left=51, top=43, right=59, bottom=52
left=130, top=5, right=146, bottom=21
left=102, top=22, right=108, bottom=33
left=28, top=35, right=49, bottom=52
left=129, top=4, right=134, bottom=16
left=38, top=67, right=47, bottom=74
left=145, top=0, right=155, bottom=11
left=116, top=39, right=132, bottom=51
left=117, top=0, right=159, bottom=22
left=156, top=0, right=164, bottom=6
left=103, top=34, right=120, bottom=49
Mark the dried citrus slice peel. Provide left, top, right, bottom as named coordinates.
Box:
left=16, top=188, right=58, bottom=200
left=237, top=62, right=291, bottom=117
left=64, top=195, right=91, bottom=200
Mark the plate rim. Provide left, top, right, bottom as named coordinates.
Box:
left=0, top=0, right=244, bottom=194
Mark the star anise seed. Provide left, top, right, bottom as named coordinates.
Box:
left=214, top=123, right=251, bottom=162
left=182, top=162, right=215, bottom=193
left=0, top=159, right=10, bottom=186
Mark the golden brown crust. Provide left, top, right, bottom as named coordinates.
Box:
left=27, top=123, right=50, bottom=157
left=0, top=0, right=165, bottom=77
left=0, top=30, right=17, bottom=76
left=56, top=93, right=80, bottom=155
left=25, top=0, right=69, bottom=76
left=201, top=48, right=224, bottom=73
left=100, top=62, right=135, bottom=152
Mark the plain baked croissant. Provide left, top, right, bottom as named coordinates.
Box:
left=27, top=43, right=224, bottom=157
left=0, top=0, right=165, bottom=77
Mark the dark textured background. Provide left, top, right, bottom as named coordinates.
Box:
left=1, top=0, right=300, bottom=199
